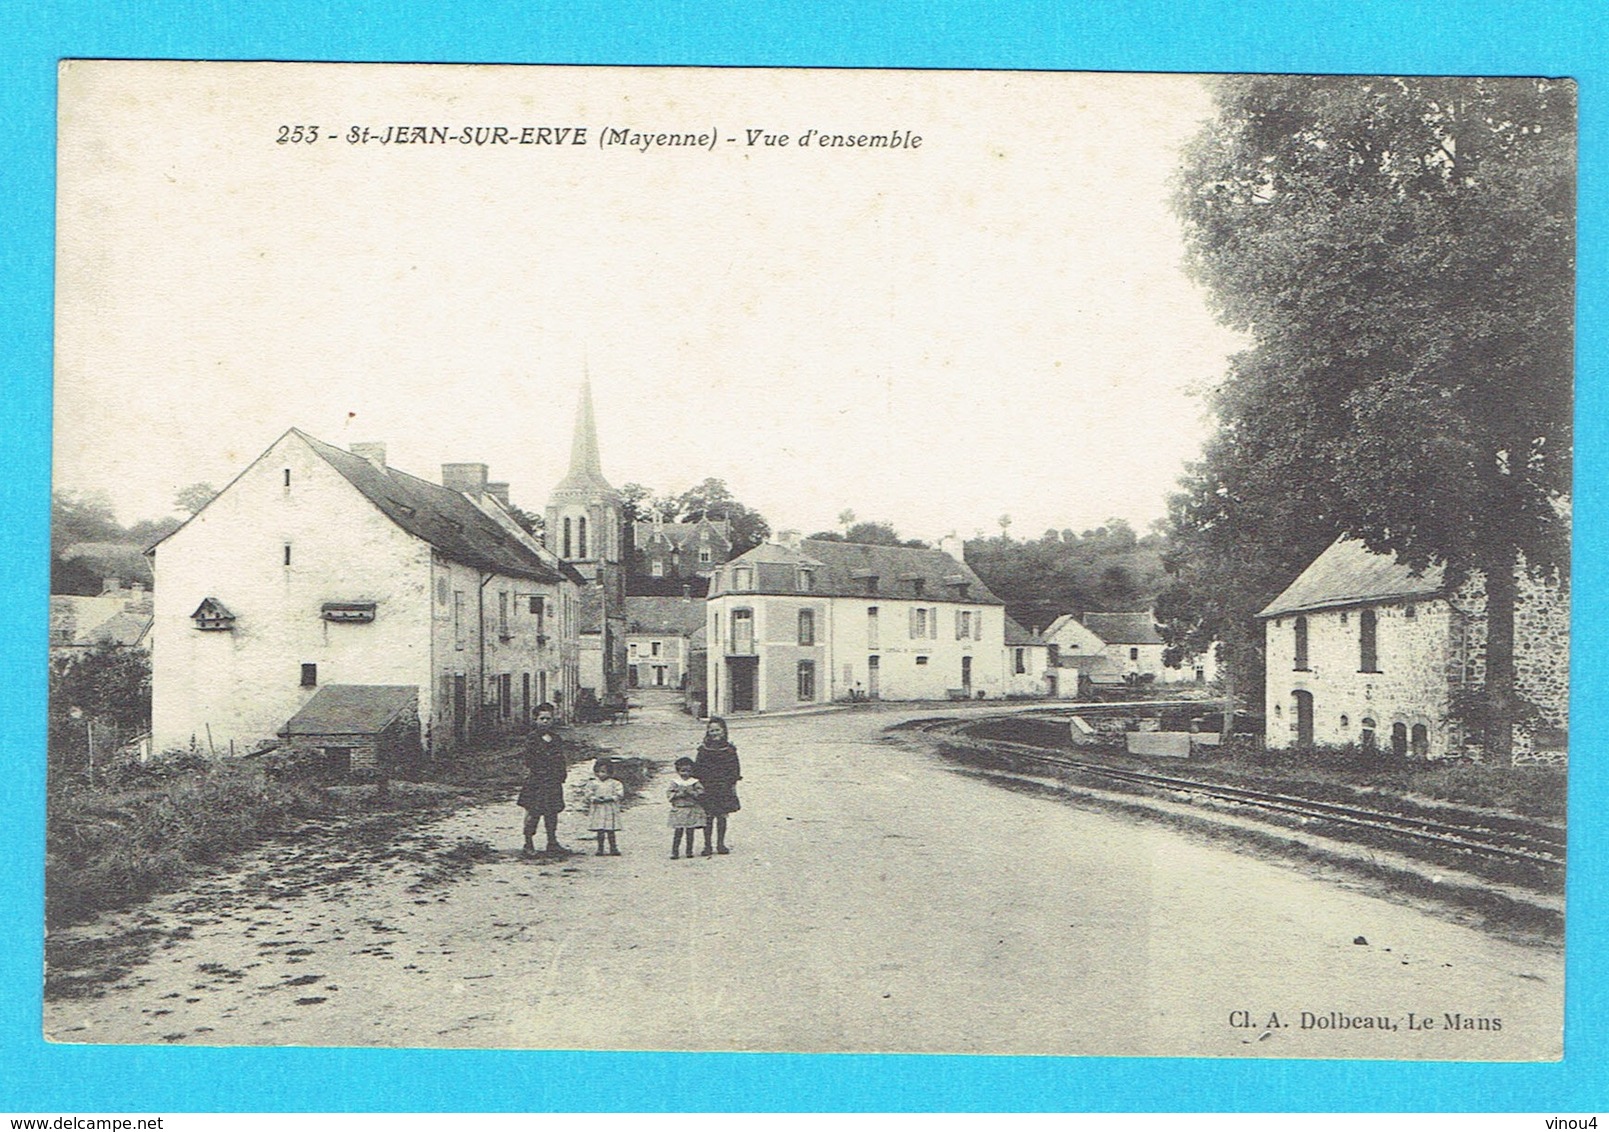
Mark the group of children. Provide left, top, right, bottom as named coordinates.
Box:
left=521, top=712, right=742, bottom=860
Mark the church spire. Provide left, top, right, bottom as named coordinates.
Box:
left=551, top=375, right=618, bottom=498
left=568, top=376, right=605, bottom=481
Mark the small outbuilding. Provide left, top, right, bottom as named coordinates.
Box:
left=280, top=684, right=421, bottom=773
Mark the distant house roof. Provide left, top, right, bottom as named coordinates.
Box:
left=81, top=610, right=153, bottom=648
left=282, top=685, right=418, bottom=737
left=1078, top=612, right=1164, bottom=646
left=624, top=595, right=706, bottom=636
left=633, top=519, right=733, bottom=549
left=721, top=539, right=1004, bottom=604
left=1258, top=538, right=1444, bottom=619
left=1004, top=615, right=1045, bottom=646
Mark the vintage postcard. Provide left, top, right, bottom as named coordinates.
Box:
left=46, top=61, right=1571, bottom=1058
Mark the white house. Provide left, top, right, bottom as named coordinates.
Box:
left=625, top=593, right=706, bottom=689
left=149, top=429, right=583, bottom=758
left=1259, top=537, right=1569, bottom=761
left=705, top=535, right=1007, bottom=713
left=1002, top=615, right=1052, bottom=697
left=1042, top=610, right=1214, bottom=696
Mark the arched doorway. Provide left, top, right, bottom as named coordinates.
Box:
left=1293, top=690, right=1314, bottom=746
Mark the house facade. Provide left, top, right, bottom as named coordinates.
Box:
left=632, top=516, right=733, bottom=582
left=1042, top=610, right=1214, bottom=696
left=150, top=429, right=582, bottom=758
left=705, top=536, right=1007, bottom=714
left=1260, top=538, right=1569, bottom=761
left=625, top=593, right=707, bottom=689
left=1003, top=615, right=1052, bottom=697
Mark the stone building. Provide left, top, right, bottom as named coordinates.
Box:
left=545, top=380, right=628, bottom=699
left=705, top=534, right=1007, bottom=713
left=1259, top=537, right=1569, bottom=761
left=632, top=515, right=733, bottom=582
left=149, top=429, right=583, bottom=758
left=1002, top=616, right=1052, bottom=697
left=624, top=592, right=706, bottom=689
left=1041, top=610, right=1214, bottom=696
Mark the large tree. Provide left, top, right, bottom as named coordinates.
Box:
left=1168, top=75, right=1575, bottom=757
left=674, top=477, right=771, bottom=553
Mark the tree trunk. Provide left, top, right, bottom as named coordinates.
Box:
left=1482, top=546, right=1518, bottom=764
left=1219, top=665, right=1237, bottom=745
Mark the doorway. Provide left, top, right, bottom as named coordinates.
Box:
left=961, top=655, right=973, bottom=694
left=729, top=656, right=758, bottom=712
left=1293, top=689, right=1314, bottom=746
left=867, top=655, right=880, bottom=699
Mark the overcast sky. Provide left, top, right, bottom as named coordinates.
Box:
left=55, top=62, right=1244, bottom=543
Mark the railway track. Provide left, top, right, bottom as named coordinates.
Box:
left=908, top=715, right=1566, bottom=873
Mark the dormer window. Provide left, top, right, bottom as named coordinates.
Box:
left=732, top=566, right=753, bottom=591
left=798, top=568, right=815, bottom=593
left=191, top=597, right=236, bottom=631
left=912, top=578, right=925, bottom=597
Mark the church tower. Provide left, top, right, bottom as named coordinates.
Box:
left=546, top=378, right=627, bottom=697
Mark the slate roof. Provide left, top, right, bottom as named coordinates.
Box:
left=624, top=596, right=707, bottom=635
left=81, top=610, right=153, bottom=647
left=721, top=539, right=1004, bottom=604
left=633, top=520, right=733, bottom=548
left=1078, top=612, right=1164, bottom=646
left=1258, top=538, right=1444, bottom=619
left=282, top=685, right=418, bottom=737
left=1004, top=615, right=1045, bottom=646
left=297, top=432, right=572, bottom=584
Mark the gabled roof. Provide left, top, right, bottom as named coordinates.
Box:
left=80, top=610, right=153, bottom=647
left=282, top=685, right=418, bottom=737
left=633, top=519, right=733, bottom=549
left=624, top=595, right=707, bottom=635
left=720, top=539, right=1004, bottom=604
left=1258, top=537, right=1444, bottom=619
left=298, top=432, right=569, bottom=584
left=1004, top=615, right=1045, bottom=646
left=1079, top=612, right=1164, bottom=646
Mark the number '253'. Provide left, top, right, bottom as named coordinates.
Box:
left=276, top=125, right=319, bottom=144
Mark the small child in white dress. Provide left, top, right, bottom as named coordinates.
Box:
left=666, top=757, right=706, bottom=860
left=582, top=759, right=624, bottom=856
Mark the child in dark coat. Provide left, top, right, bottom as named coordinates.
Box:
left=692, top=716, right=741, bottom=856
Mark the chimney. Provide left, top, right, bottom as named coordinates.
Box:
left=682, top=583, right=692, bottom=601
left=778, top=529, right=801, bottom=549
left=442, top=463, right=489, bottom=494
left=485, top=482, right=511, bottom=507
left=350, top=442, right=387, bottom=471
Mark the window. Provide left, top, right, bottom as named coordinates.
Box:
left=578, top=517, right=588, bottom=559
left=283, top=543, right=293, bottom=566
left=1404, top=604, right=1416, bottom=620
left=300, top=663, right=317, bottom=687
left=863, top=576, right=879, bottom=595
left=973, top=610, right=983, bottom=641
left=1340, top=611, right=1348, bottom=625
left=629, top=642, right=638, bottom=655
left=1391, top=722, right=1409, bottom=757
left=797, top=660, right=816, bottom=701
left=798, top=609, right=815, bottom=646
left=1014, top=648, right=1026, bottom=674
left=912, top=607, right=929, bottom=639
left=1360, top=609, right=1379, bottom=672
left=1360, top=717, right=1377, bottom=749
left=733, top=567, right=752, bottom=591
left=499, top=673, right=512, bottom=719
left=498, top=591, right=509, bottom=638
left=562, top=517, right=572, bottom=559
left=453, top=591, right=465, bottom=650
left=652, top=560, right=664, bottom=577
left=915, top=655, right=929, bottom=665
left=867, top=606, right=879, bottom=648
left=283, top=468, right=291, bottom=489
left=1129, top=647, right=1140, bottom=661
left=1293, top=616, right=1309, bottom=670
left=798, top=568, right=815, bottom=592
left=956, top=610, right=972, bottom=640
left=731, top=608, right=753, bottom=652
left=651, top=640, right=662, bottom=657
left=699, top=548, right=712, bottom=564
left=912, top=578, right=925, bottom=597
left=1411, top=723, right=1429, bottom=758
left=530, top=595, right=545, bottom=637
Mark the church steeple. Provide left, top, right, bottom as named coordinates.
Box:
left=554, top=377, right=616, bottom=497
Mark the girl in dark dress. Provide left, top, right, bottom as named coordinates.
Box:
left=692, top=716, right=741, bottom=857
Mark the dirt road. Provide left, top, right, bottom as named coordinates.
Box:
left=45, top=694, right=1562, bottom=1057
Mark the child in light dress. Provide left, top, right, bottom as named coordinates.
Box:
left=666, top=757, right=706, bottom=860
left=582, top=758, right=624, bottom=856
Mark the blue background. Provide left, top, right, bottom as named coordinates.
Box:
left=1, top=0, right=1603, bottom=1113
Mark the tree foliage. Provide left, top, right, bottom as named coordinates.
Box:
left=1165, top=76, right=1575, bottom=754
left=964, top=523, right=1170, bottom=632
left=48, top=643, right=152, bottom=772
left=672, top=477, right=771, bottom=553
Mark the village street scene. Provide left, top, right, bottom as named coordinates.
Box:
left=46, top=66, right=1572, bottom=1058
